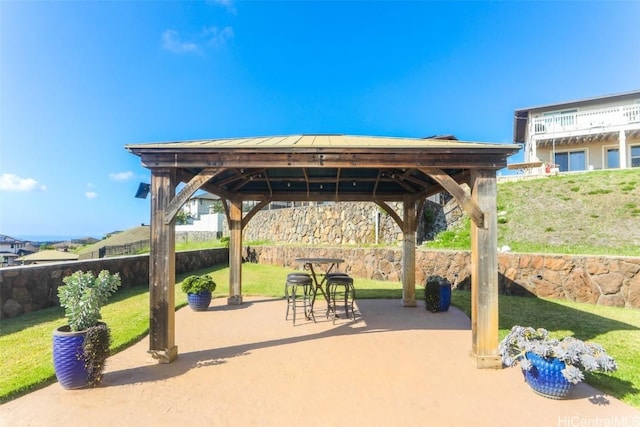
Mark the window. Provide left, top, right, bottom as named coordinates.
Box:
left=606, top=148, right=619, bottom=169
left=632, top=146, right=640, bottom=168
left=554, top=151, right=586, bottom=172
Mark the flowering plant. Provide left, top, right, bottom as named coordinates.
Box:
left=499, top=325, right=617, bottom=384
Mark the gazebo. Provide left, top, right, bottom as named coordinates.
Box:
left=126, top=134, right=520, bottom=368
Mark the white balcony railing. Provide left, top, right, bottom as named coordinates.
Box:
left=532, top=104, right=640, bottom=135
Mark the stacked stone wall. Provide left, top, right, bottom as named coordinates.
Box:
left=240, top=201, right=460, bottom=245
left=0, top=248, right=228, bottom=319
left=247, top=246, right=640, bottom=309
left=4, top=244, right=637, bottom=320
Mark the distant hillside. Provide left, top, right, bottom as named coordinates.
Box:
left=76, top=226, right=150, bottom=256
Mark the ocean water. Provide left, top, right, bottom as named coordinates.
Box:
left=13, top=234, right=100, bottom=243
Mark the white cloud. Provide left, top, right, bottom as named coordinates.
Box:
left=109, top=171, right=134, bottom=181
left=162, top=25, right=234, bottom=54
left=0, top=173, right=47, bottom=191
left=162, top=30, right=199, bottom=53
left=85, top=191, right=98, bottom=199
left=204, top=26, right=234, bottom=47
left=208, top=0, right=236, bottom=13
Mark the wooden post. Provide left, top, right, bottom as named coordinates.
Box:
left=228, top=198, right=243, bottom=304
left=148, top=168, right=178, bottom=363
left=401, top=196, right=417, bottom=307
left=469, top=169, right=500, bottom=368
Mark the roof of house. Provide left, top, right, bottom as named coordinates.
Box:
left=513, top=90, right=640, bottom=143
left=514, top=90, right=640, bottom=115
left=17, top=250, right=79, bottom=263
left=0, top=234, right=23, bottom=244
left=190, top=191, right=219, bottom=201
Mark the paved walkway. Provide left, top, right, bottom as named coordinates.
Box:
left=1, top=297, right=638, bottom=427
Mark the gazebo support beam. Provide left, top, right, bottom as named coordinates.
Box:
left=419, top=167, right=485, bottom=228
left=374, top=200, right=403, bottom=230
left=469, top=169, right=500, bottom=368
left=228, top=198, right=243, bottom=305
left=148, top=168, right=178, bottom=363
left=163, top=168, right=221, bottom=224
left=401, top=196, right=417, bottom=307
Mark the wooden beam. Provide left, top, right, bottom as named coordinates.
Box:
left=468, top=169, right=500, bottom=368
left=401, top=195, right=417, bottom=307
left=264, top=170, right=273, bottom=196
left=242, top=199, right=271, bottom=229
left=148, top=168, right=178, bottom=363
left=419, top=167, right=486, bottom=228
left=375, top=200, right=403, bottom=230
left=164, top=168, right=221, bottom=224
left=220, top=197, right=231, bottom=228
left=228, top=198, right=243, bottom=305
left=135, top=150, right=515, bottom=170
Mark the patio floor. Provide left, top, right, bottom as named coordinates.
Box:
left=1, top=297, right=638, bottom=426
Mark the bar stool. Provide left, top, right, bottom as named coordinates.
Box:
left=325, top=271, right=350, bottom=279
left=326, top=275, right=356, bottom=324
left=284, top=273, right=314, bottom=325
left=323, top=271, right=349, bottom=287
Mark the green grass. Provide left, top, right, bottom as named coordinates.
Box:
left=1, top=263, right=639, bottom=408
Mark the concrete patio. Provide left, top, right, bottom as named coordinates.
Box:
left=1, top=297, right=638, bottom=426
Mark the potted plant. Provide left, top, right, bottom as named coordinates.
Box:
left=181, top=274, right=216, bottom=311
left=424, top=275, right=452, bottom=313
left=499, top=325, right=617, bottom=399
left=53, top=270, right=121, bottom=389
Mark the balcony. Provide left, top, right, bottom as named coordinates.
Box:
left=532, top=104, right=640, bottom=135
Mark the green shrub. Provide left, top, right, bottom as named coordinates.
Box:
left=181, top=274, right=217, bottom=294
left=58, top=270, right=121, bottom=331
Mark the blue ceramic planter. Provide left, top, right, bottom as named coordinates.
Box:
left=523, top=352, right=575, bottom=399
left=52, top=326, right=89, bottom=389
left=438, top=284, right=451, bottom=312
left=187, top=291, right=212, bottom=311
left=424, top=277, right=451, bottom=313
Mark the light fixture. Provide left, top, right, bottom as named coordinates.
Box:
left=135, top=183, right=150, bottom=199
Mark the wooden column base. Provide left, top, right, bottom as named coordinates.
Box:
left=400, top=298, right=417, bottom=307
left=469, top=352, right=502, bottom=369
left=227, top=295, right=243, bottom=305
left=148, top=346, right=178, bottom=364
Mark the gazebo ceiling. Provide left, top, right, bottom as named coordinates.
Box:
left=126, top=134, right=520, bottom=202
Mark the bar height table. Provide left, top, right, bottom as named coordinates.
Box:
left=295, top=257, right=345, bottom=318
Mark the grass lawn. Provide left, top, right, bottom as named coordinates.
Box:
left=1, top=263, right=638, bottom=409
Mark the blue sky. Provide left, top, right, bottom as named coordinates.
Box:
left=1, top=1, right=639, bottom=239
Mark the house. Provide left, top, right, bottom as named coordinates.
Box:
left=181, top=191, right=220, bottom=220
left=17, top=249, right=79, bottom=265
left=514, top=90, right=640, bottom=173
left=0, top=234, right=36, bottom=267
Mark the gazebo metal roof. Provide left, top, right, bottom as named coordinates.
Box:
left=127, top=134, right=516, bottom=203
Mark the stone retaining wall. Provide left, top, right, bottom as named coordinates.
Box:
left=240, top=201, right=462, bottom=245
left=247, top=246, right=640, bottom=309
left=4, top=244, right=637, bottom=320
left=0, top=248, right=228, bottom=319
